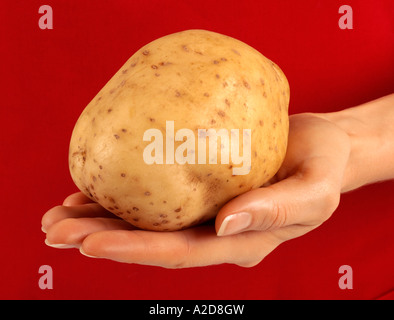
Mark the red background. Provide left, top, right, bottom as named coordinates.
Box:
left=1, top=0, right=393, bottom=299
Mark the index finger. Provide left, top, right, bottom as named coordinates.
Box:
left=80, top=226, right=282, bottom=268
left=42, top=203, right=118, bottom=232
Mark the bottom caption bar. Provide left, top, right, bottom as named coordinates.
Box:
left=148, top=302, right=245, bottom=317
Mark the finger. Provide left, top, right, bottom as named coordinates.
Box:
left=80, top=226, right=282, bottom=268
left=45, top=217, right=136, bottom=248
left=41, top=203, right=118, bottom=232
left=215, top=161, right=340, bottom=236
left=63, top=192, right=94, bottom=206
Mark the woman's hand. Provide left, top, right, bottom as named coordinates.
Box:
left=42, top=113, right=352, bottom=268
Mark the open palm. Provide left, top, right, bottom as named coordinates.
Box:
left=42, top=113, right=350, bottom=268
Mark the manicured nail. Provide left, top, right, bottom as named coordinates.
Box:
left=44, top=239, right=75, bottom=249
left=217, top=212, right=252, bottom=236
left=79, top=247, right=98, bottom=258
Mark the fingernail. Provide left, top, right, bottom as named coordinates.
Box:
left=41, top=225, right=47, bottom=233
left=79, top=247, right=98, bottom=258
left=45, top=239, right=75, bottom=249
left=217, top=212, right=252, bottom=236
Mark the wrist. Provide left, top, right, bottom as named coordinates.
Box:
left=318, top=94, right=394, bottom=192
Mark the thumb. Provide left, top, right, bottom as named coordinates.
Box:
left=215, top=173, right=340, bottom=236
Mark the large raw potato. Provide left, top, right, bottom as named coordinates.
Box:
left=69, top=29, right=290, bottom=231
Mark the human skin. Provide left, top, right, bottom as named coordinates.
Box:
left=42, top=93, right=394, bottom=268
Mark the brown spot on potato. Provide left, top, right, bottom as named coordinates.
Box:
left=225, top=99, right=231, bottom=107
left=142, top=50, right=150, bottom=56
left=114, top=134, right=120, bottom=139
left=151, top=64, right=158, bottom=69
left=133, top=207, right=139, bottom=211
left=217, top=110, right=226, bottom=117
left=121, top=128, right=127, bottom=133
left=259, top=120, right=264, bottom=126
left=182, top=45, right=189, bottom=52
left=232, top=48, right=241, bottom=55
left=145, top=191, right=151, bottom=196
left=149, top=117, right=155, bottom=122
left=243, top=80, right=251, bottom=89
left=133, top=218, right=139, bottom=222
left=120, top=173, right=126, bottom=177
left=107, top=108, right=112, bottom=113
left=204, top=92, right=210, bottom=97
left=108, top=197, right=116, bottom=203
left=215, top=74, right=220, bottom=79
left=122, top=69, right=128, bottom=74
left=213, top=60, right=219, bottom=64
left=174, top=207, right=182, bottom=213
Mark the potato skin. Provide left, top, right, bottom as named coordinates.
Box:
left=69, top=29, right=290, bottom=231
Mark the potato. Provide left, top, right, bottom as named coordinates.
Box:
left=69, top=29, right=290, bottom=231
